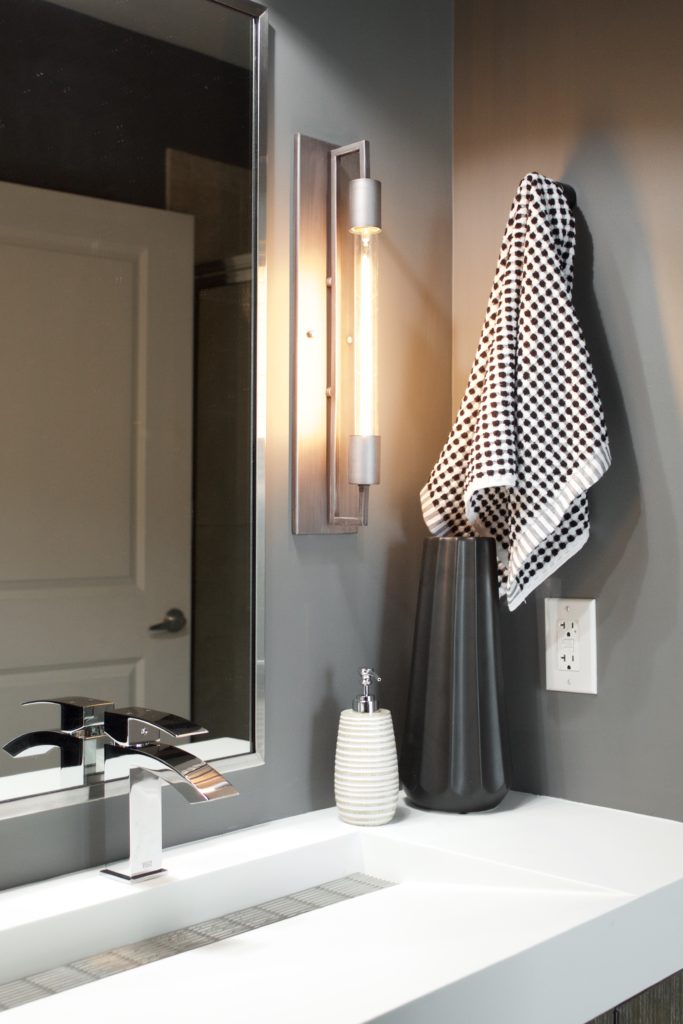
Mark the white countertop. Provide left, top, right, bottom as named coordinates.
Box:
left=2, top=792, right=683, bottom=1023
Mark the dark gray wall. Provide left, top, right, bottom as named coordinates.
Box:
left=0, top=0, right=250, bottom=206
left=453, top=0, right=683, bottom=820
left=0, top=0, right=454, bottom=888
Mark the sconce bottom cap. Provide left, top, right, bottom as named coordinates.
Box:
left=348, top=435, right=380, bottom=485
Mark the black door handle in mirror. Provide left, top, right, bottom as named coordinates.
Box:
left=149, top=608, right=187, bottom=634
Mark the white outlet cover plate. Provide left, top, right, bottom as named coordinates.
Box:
left=545, top=598, right=597, bottom=694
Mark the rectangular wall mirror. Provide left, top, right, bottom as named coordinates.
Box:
left=0, top=0, right=267, bottom=812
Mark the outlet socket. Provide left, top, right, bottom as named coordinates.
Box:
left=545, top=598, right=597, bottom=694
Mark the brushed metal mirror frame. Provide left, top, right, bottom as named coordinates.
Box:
left=0, top=0, right=268, bottom=822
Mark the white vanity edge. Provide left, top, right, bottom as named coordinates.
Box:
left=1, top=791, right=682, bottom=1023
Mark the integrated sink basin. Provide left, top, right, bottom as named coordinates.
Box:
left=1, top=792, right=683, bottom=1023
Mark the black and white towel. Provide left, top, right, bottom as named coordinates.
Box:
left=421, top=172, right=611, bottom=610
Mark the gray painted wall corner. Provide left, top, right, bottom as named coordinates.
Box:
left=454, top=0, right=683, bottom=822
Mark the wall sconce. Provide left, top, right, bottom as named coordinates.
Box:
left=292, top=133, right=382, bottom=534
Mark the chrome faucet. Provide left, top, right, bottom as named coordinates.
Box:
left=102, top=706, right=238, bottom=881
left=3, top=696, right=114, bottom=783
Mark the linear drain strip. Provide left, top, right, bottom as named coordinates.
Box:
left=0, top=873, right=393, bottom=1012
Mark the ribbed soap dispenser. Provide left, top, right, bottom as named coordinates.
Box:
left=334, top=668, right=399, bottom=826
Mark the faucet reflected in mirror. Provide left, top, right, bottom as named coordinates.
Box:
left=3, top=697, right=114, bottom=784
left=4, top=698, right=239, bottom=880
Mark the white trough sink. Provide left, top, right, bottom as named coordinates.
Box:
left=1, top=793, right=683, bottom=1024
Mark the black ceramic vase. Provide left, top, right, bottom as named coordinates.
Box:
left=401, top=537, right=509, bottom=812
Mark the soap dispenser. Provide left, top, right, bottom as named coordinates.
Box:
left=334, top=668, right=399, bottom=826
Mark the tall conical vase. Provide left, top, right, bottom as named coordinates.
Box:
left=401, top=537, right=509, bottom=812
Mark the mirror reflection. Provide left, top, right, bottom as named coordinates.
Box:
left=0, top=0, right=263, bottom=801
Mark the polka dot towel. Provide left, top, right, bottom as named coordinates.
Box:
left=421, top=173, right=611, bottom=610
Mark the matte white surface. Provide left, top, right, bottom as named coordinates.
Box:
left=2, top=792, right=683, bottom=1022
left=334, top=709, right=399, bottom=825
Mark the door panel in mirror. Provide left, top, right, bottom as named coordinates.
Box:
left=0, top=181, right=194, bottom=779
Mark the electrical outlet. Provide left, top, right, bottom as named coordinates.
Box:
left=556, top=611, right=580, bottom=671
left=558, top=615, right=578, bottom=640
left=545, top=598, right=597, bottom=694
left=557, top=637, right=579, bottom=672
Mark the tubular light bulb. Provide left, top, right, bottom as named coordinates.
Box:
left=347, top=175, right=381, bottom=490
left=352, top=228, right=379, bottom=437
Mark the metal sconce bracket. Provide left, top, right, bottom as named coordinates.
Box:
left=291, top=132, right=376, bottom=535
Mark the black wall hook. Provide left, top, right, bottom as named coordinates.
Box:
left=558, top=181, right=577, bottom=209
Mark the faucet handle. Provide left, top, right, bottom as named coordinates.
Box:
left=104, top=707, right=209, bottom=747
left=22, top=697, right=114, bottom=734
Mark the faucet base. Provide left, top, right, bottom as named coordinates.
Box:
left=101, top=866, right=167, bottom=883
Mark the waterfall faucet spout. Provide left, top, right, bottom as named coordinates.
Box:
left=102, top=706, right=238, bottom=881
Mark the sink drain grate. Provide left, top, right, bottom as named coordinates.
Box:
left=0, top=872, right=393, bottom=1012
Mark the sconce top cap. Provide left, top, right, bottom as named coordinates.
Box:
left=349, top=177, right=381, bottom=234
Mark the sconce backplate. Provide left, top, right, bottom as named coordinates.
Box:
left=291, top=133, right=364, bottom=534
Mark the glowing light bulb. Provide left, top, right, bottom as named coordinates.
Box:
left=347, top=176, right=381, bottom=489
left=353, top=229, right=379, bottom=437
